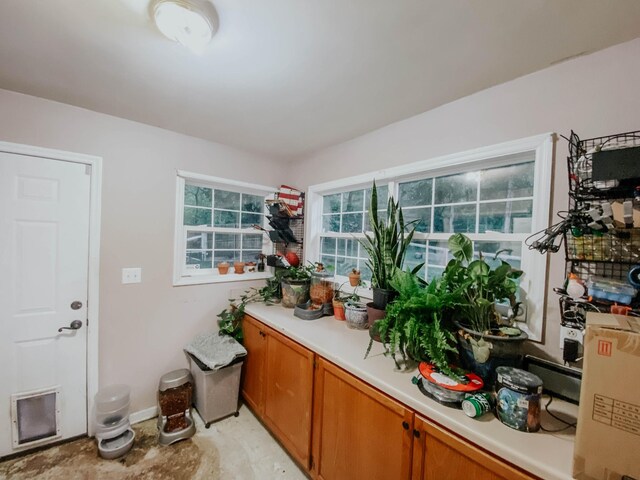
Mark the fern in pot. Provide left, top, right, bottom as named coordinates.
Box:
left=440, top=233, right=527, bottom=384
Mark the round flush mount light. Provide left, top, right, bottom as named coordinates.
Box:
left=151, top=0, right=219, bottom=53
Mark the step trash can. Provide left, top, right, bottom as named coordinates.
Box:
left=184, top=332, right=247, bottom=428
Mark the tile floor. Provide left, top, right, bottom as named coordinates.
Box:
left=195, top=404, right=307, bottom=480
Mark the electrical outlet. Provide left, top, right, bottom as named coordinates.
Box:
left=122, top=267, right=142, bottom=284
left=559, top=325, right=583, bottom=349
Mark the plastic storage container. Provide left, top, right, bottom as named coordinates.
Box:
left=587, top=276, right=638, bottom=304
left=95, top=385, right=130, bottom=427
left=188, top=354, right=243, bottom=428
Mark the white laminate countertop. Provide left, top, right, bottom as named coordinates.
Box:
left=244, top=303, right=577, bottom=480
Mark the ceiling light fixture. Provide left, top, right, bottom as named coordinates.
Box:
left=151, top=0, right=218, bottom=54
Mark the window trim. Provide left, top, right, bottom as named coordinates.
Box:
left=173, top=170, right=276, bottom=286
left=305, top=133, right=555, bottom=342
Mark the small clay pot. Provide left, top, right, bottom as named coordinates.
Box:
left=348, top=271, right=361, bottom=287
left=332, top=299, right=346, bottom=321
left=233, top=261, right=245, bottom=274
left=217, top=262, right=230, bottom=275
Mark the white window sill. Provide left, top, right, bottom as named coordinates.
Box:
left=173, top=271, right=273, bottom=286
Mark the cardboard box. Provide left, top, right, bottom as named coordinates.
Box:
left=573, top=313, right=640, bottom=480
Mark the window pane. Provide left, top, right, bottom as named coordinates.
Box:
left=214, top=210, right=239, bottom=228
left=336, top=256, right=357, bottom=276
left=215, top=233, right=240, bottom=249
left=184, top=207, right=212, bottom=226
left=186, top=250, right=213, bottom=269
left=364, top=209, right=387, bottom=231
left=365, top=186, right=389, bottom=211
left=242, top=234, right=263, bottom=250
left=399, top=179, right=432, bottom=207
left=214, top=190, right=240, bottom=210
left=321, top=237, right=336, bottom=255
left=427, top=266, right=445, bottom=282
left=428, top=240, right=450, bottom=267
left=480, top=162, right=535, bottom=200
left=242, top=194, right=263, bottom=213
left=323, top=194, right=341, bottom=214
left=403, top=207, right=431, bottom=233
left=342, top=190, right=364, bottom=212
left=405, top=239, right=426, bottom=278
left=337, top=239, right=359, bottom=257
left=474, top=241, right=523, bottom=270
left=214, top=250, right=238, bottom=264
left=242, top=250, right=262, bottom=262
left=323, top=214, right=340, bottom=232
left=434, top=173, right=477, bottom=204
left=359, top=261, right=372, bottom=282
left=241, top=213, right=262, bottom=228
left=186, top=232, right=213, bottom=250
left=479, top=200, right=533, bottom=234
left=321, top=255, right=336, bottom=273
left=342, top=213, right=363, bottom=233
left=184, top=185, right=212, bottom=207
left=433, top=205, right=476, bottom=233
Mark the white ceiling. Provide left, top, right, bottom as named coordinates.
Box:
left=0, top=1, right=639, bottom=159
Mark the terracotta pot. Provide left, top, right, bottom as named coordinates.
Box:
left=217, top=262, right=230, bottom=275
left=233, top=261, right=245, bottom=274
left=348, top=272, right=361, bottom=287
left=332, top=299, right=346, bottom=321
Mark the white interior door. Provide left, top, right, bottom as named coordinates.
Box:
left=0, top=151, right=91, bottom=456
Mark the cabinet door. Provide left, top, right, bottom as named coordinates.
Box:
left=411, top=416, right=534, bottom=480
left=312, top=358, right=414, bottom=480
left=241, top=315, right=268, bottom=416
left=263, top=328, right=315, bottom=470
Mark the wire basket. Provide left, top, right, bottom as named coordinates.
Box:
left=565, top=229, right=640, bottom=263
left=567, top=129, right=640, bottom=201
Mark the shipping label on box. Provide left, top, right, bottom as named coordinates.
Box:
left=573, top=313, right=640, bottom=480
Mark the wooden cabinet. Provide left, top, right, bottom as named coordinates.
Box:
left=411, top=416, right=534, bottom=480
left=241, top=315, right=314, bottom=470
left=312, top=357, right=414, bottom=480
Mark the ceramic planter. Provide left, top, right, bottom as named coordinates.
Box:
left=372, top=287, right=397, bottom=309
left=281, top=278, right=310, bottom=308
left=233, top=261, right=245, bottom=274
left=217, top=262, right=230, bottom=275
left=332, top=299, right=346, bottom=321
left=344, top=302, right=368, bottom=329
left=455, top=321, right=528, bottom=386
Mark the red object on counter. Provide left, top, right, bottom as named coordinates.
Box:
left=285, top=251, right=300, bottom=267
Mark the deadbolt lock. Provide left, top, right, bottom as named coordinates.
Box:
left=71, top=301, right=83, bottom=310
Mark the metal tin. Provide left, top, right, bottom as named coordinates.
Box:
left=462, top=392, right=493, bottom=418
left=495, top=367, right=543, bottom=432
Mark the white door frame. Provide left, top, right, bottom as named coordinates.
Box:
left=0, top=140, right=102, bottom=437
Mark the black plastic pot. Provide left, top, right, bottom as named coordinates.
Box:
left=372, top=287, right=397, bottom=310
left=455, top=321, right=528, bottom=387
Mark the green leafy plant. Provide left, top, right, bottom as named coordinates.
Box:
left=440, top=233, right=523, bottom=334
left=357, top=181, right=422, bottom=290
left=365, top=270, right=461, bottom=376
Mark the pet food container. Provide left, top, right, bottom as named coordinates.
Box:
left=95, top=384, right=130, bottom=427
left=310, top=270, right=334, bottom=306
left=157, top=369, right=196, bottom=445
left=495, top=366, right=543, bottom=432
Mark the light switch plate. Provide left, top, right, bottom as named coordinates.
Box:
left=122, top=267, right=142, bottom=284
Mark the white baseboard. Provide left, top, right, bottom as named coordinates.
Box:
left=129, top=406, right=158, bottom=425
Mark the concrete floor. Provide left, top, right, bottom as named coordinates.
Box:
left=195, top=404, right=307, bottom=480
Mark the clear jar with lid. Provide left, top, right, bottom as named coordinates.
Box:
left=310, top=268, right=334, bottom=306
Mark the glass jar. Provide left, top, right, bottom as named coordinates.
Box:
left=310, top=270, right=334, bottom=306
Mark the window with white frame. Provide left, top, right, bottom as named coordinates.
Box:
left=174, top=172, right=274, bottom=285
left=305, top=134, right=554, bottom=341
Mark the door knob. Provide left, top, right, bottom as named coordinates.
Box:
left=58, top=320, right=83, bottom=333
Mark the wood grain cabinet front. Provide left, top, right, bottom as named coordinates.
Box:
left=312, top=357, right=414, bottom=480
left=241, top=315, right=314, bottom=471
left=411, top=415, right=535, bottom=480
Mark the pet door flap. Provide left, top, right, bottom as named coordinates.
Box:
left=11, top=387, right=61, bottom=448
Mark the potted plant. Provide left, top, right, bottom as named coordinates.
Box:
left=280, top=264, right=315, bottom=308
left=348, top=269, right=361, bottom=287
left=217, top=261, right=230, bottom=275
left=440, top=233, right=526, bottom=384
left=365, top=270, right=460, bottom=376
left=234, top=261, right=245, bottom=274
left=332, top=281, right=360, bottom=321
left=345, top=301, right=368, bottom=329
left=357, top=181, right=421, bottom=309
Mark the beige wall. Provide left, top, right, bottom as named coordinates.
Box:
left=287, top=38, right=640, bottom=363
left=0, top=89, right=281, bottom=412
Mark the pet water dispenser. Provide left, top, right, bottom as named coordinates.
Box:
left=94, top=385, right=135, bottom=459
left=157, top=369, right=196, bottom=445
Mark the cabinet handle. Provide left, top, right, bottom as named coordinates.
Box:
left=259, top=330, right=266, bottom=337
left=402, top=421, right=409, bottom=430
left=413, top=429, right=421, bottom=439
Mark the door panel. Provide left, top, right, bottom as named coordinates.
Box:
left=0, top=152, right=91, bottom=456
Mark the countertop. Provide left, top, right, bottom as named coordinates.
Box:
left=244, top=302, right=577, bottom=480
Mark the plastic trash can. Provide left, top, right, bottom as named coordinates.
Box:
left=184, top=332, right=247, bottom=428
left=188, top=353, right=244, bottom=428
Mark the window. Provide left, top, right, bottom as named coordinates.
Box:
left=174, top=171, right=274, bottom=285
left=305, top=134, right=554, bottom=341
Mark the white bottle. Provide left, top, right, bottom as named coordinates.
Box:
left=566, top=273, right=586, bottom=300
